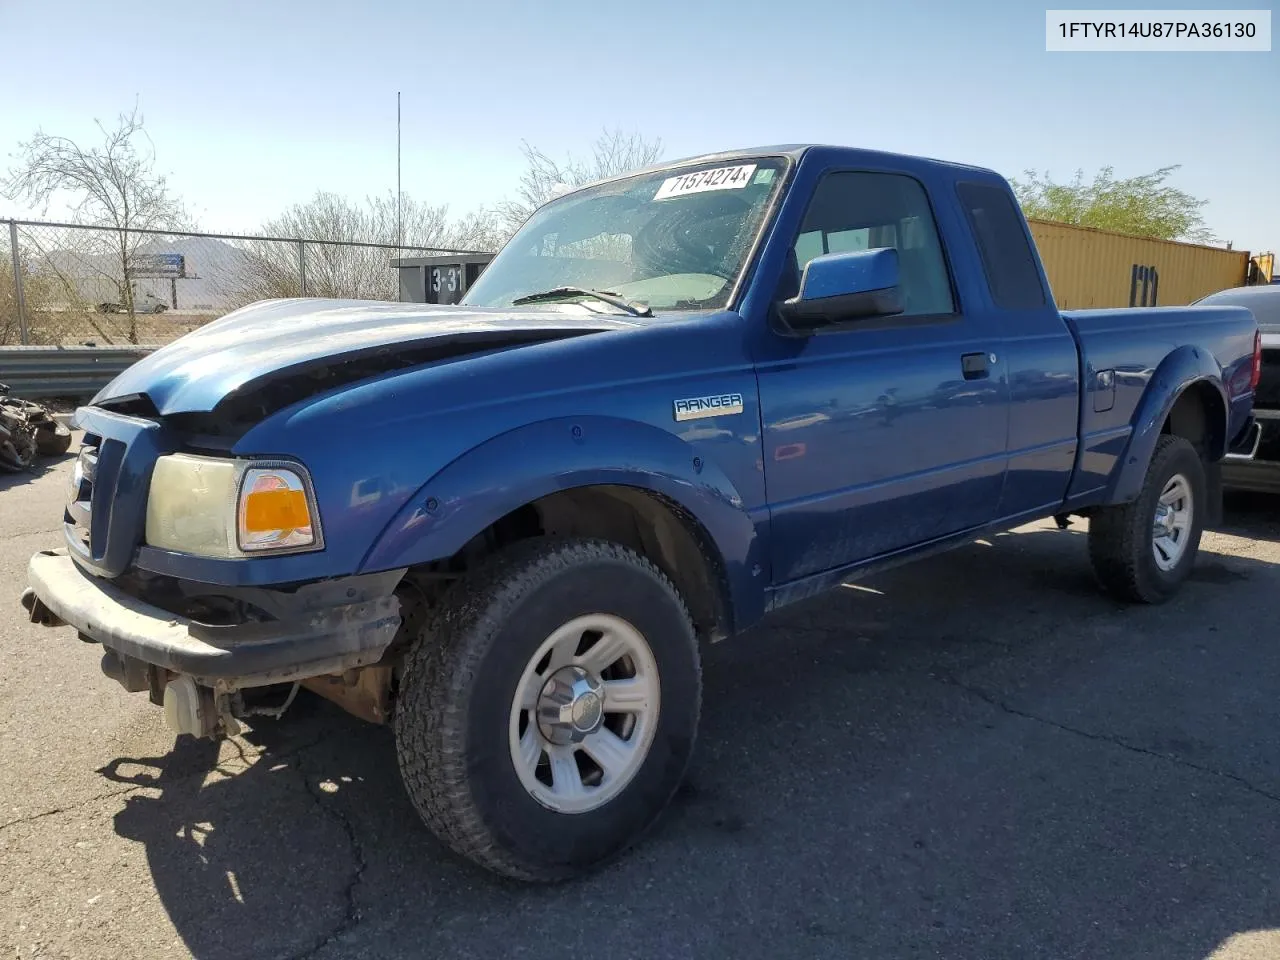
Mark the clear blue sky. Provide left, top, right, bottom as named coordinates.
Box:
left=0, top=0, right=1276, bottom=252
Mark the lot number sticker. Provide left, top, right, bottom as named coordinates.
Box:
left=654, top=164, right=757, bottom=200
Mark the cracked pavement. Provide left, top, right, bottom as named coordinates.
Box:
left=4, top=444, right=1280, bottom=959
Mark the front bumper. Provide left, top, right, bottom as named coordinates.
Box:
left=22, top=549, right=404, bottom=687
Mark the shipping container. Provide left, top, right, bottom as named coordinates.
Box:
left=1027, top=218, right=1251, bottom=309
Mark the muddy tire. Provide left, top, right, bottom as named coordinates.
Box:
left=393, top=537, right=702, bottom=882
left=1088, top=435, right=1206, bottom=603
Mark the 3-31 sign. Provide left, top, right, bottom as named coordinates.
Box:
left=431, top=266, right=461, bottom=302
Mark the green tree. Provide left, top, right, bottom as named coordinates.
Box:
left=1011, top=165, right=1214, bottom=244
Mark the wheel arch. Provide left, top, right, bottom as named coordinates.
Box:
left=457, top=485, right=734, bottom=642
left=1162, top=379, right=1227, bottom=459
left=359, top=416, right=765, bottom=639
left=1105, top=345, right=1230, bottom=505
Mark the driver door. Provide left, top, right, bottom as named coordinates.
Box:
left=757, top=169, right=1010, bottom=584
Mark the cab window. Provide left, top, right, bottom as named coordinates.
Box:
left=788, top=172, right=955, bottom=317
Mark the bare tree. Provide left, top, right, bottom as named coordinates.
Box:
left=0, top=226, right=116, bottom=345
left=0, top=253, right=23, bottom=346
left=1, top=103, right=188, bottom=343
left=495, top=128, right=664, bottom=238
left=227, top=191, right=503, bottom=307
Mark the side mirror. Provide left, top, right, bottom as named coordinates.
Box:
left=778, top=247, right=904, bottom=334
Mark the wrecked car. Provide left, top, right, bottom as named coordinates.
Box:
left=21, top=144, right=1262, bottom=882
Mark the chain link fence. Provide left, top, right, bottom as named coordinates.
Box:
left=0, top=218, right=490, bottom=347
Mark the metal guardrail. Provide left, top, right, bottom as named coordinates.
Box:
left=0, top=345, right=157, bottom=399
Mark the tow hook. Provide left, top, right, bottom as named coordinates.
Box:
left=20, top=588, right=65, bottom=627
left=162, top=676, right=243, bottom=740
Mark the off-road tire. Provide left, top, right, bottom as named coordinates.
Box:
left=1088, top=434, right=1206, bottom=603
left=393, top=537, right=702, bottom=882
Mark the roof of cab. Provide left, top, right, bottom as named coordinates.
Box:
left=566, top=143, right=1004, bottom=198
left=657, top=143, right=998, bottom=176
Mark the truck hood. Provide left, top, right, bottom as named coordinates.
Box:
left=93, top=298, right=635, bottom=417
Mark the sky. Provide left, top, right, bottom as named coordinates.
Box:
left=0, top=0, right=1276, bottom=252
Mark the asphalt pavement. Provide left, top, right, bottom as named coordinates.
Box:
left=3, top=442, right=1280, bottom=960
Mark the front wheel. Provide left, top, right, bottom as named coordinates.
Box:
left=1088, top=434, right=1206, bottom=603
left=394, top=538, right=702, bottom=881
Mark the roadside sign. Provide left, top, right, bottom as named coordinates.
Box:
left=129, top=253, right=186, bottom=278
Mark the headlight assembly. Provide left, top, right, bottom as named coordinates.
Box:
left=145, top=454, right=323, bottom=558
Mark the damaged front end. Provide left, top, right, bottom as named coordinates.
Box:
left=90, top=298, right=629, bottom=427
left=24, top=550, right=412, bottom=739
left=22, top=300, right=630, bottom=738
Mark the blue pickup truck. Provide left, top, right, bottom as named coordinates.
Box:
left=21, top=144, right=1262, bottom=882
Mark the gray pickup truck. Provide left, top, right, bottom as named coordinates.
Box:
left=1194, top=284, right=1279, bottom=492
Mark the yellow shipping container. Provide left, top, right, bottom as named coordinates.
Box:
left=1026, top=218, right=1250, bottom=310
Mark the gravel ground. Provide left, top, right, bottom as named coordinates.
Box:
left=3, top=443, right=1280, bottom=960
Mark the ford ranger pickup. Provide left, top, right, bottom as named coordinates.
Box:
left=19, top=144, right=1263, bottom=882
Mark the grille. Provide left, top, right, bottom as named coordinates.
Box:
left=59, top=412, right=158, bottom=578
left=64, top=434, right=99, bottom=556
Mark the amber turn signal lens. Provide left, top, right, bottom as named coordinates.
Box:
left=243, top=488, right=310, bottom=532
left=237, top=467, right=317, bottom=551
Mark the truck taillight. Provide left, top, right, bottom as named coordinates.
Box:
left=1251, top=329, right=1263, bottom=392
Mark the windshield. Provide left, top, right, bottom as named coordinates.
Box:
left=1193, top=288, right=1280, bottom=333
left=461, top=157, right=788, bottom=312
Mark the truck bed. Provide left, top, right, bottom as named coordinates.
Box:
left=1062, top=305, right=1258, bottom=504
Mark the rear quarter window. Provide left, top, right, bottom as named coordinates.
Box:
left=956, top=181, right=1047, bottom=311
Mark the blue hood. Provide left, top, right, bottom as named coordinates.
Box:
left=94, top=298, right=635, bottom=416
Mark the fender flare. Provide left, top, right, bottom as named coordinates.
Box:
left=1105, top=345, right=1229, bottom=505
left=358, top=415, right=766, bottom=631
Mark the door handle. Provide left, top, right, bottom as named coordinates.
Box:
left=961, top=352, right=989, bottom=380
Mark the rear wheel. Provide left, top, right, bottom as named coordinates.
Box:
left=1088, top=434, right=1206, bottom=603
left=393, top=538, right=701, bottom=881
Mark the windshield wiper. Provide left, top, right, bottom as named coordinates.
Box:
left=511, top=286, right=652, bottom=317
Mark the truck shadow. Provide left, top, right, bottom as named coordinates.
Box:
left=0, top=449, right=76, bottom=494
left=1221, top=489, right=1280, bottom=543
left=99, top=509, right=1280, bottom=960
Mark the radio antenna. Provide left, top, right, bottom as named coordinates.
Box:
left=396, top=90, right=403, bottom=300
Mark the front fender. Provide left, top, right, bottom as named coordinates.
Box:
left=359, top=416, right=767, bottom=630
left=1106, top=345, right=1228, bottom=504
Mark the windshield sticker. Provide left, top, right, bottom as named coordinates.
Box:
left=653, top=164, right=757, bottom=201
left=753, top=169, right=775, bottom=185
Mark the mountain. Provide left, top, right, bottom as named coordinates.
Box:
left=31, top=234, right=255, bottom=312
